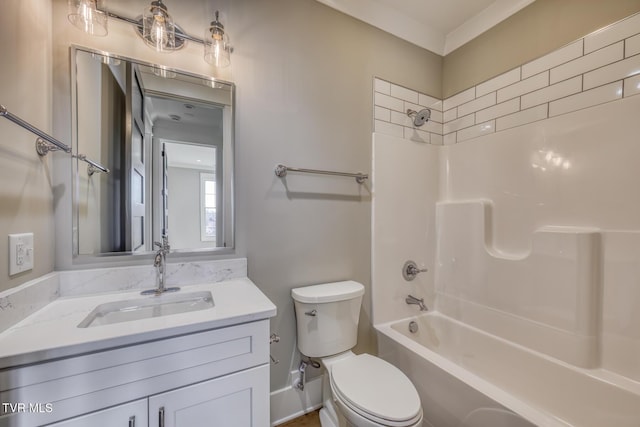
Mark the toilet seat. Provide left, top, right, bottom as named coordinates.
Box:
left=330, top=354, right=422, bottom=426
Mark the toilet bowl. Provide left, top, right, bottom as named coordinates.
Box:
left=292, top=281, right=423, bottom=427
left=328, top=353, right=423, bottom=427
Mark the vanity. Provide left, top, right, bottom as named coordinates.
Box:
left=0, top=270, right=276, bottom=427
left=0, top=39, right=268, bottom=426
left=0, top=21, right=273, bottom=425
left=0, top=4, right=277, bottom=423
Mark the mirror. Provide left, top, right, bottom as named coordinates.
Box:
left=72, top=47, right=234, bottom=257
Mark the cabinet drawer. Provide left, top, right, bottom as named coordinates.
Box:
left=0, top=320, right=268, bottom=427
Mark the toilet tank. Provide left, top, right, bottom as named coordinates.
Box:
left=292, top=281, right=365, bottom=358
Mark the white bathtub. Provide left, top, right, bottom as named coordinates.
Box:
left=376, top=312, right=640, bottom=427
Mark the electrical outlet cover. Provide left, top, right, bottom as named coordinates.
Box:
left=9, top=233, right=34, bottom=276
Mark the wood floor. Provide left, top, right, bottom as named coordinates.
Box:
left=279, top=410, right=321, bottom=427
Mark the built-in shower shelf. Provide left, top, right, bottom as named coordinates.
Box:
left=435, top=200, right=600, bottom=368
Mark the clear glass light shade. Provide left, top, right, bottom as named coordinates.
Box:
left=202, top=78, right=223, bottom=89
left=152, top=65, right=177, bottom=79
left=142, top=1, right=176, bottom=52
left=68, top=0, right=108, bottom=36
left=204, top=15, right=231, bottom=67
left=91, top=52, right=121, bottom=66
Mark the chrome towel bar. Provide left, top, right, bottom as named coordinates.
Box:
left=1, top=105, right=70, bottom=153
left=74, top=153, right=111, bottom=175
left=1, top=104, right=109, bottom=175
left=274, top=164, right=368, bottom=184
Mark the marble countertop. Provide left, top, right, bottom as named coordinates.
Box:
left=0, top=277, right=276, bottom=369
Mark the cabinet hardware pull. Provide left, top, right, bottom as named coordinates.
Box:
left=128, top=416, right=135, bottom=427
left=159, top=407, right=165, bottom=427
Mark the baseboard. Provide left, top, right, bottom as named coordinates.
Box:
left=270, top=375, right=323, bottom=426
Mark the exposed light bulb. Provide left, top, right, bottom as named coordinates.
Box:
left=151, top=15, right=168, bottom=47
left=142, top=0, right=175, bottom=52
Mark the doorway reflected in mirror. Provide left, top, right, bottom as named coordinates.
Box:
left=72, top=47, right=234, bottom=258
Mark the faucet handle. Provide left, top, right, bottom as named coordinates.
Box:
left=403, top=260, right=427, bottom=281
left=154, top=238, right=170, bottom=251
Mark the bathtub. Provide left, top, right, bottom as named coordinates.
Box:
left=376, top=312, right=640, bottom=427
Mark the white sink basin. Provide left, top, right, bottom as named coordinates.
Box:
left=78, top=291, right=214, bottom=328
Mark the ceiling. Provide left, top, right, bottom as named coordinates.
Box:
left=146, top=95, right=223, bottom=128
left=315, top=0, right=536, bottom=55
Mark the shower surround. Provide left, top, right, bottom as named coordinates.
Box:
left=372, top=11, right=640, bottom=427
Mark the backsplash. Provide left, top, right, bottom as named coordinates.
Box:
left=0, top=259, right=247, bottom=332
left=58, top=258, right=247, bottom=297
left=0, top=274, right=59, bottom=334
left=375, top=12, right=640, bottom=145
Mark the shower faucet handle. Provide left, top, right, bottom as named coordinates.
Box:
left=403, top=260, right=427, bottom=281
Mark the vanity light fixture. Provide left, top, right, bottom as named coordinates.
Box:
left=67, top=0, right=108, bottom=37
left=67, top=0, right=232, bottom=67
left=142, top=0, right=176, bottom=52
left=204, top=11, right=231, bottom=67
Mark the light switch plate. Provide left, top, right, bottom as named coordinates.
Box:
left=9, top=233, right=34, bottom=276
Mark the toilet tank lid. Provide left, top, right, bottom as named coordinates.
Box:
left=292, top=281, right=364, bottom=303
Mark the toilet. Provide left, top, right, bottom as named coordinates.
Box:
left=292, top=281, right=423, bottom=427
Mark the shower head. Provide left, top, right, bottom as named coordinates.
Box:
left=406, top=108, right=431, bottom=127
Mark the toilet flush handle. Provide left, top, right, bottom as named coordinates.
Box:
left=305, top=309, right=317, bottom=316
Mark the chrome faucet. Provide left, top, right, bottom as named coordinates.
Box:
left=406, top=295, right=428, bottom=311
left=141, top=235, right=180, bottom=295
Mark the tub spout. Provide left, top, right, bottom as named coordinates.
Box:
left=406, top=295, right=428, bottom=311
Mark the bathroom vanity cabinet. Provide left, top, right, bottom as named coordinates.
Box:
left=47, top=400, right=148, bottom=427
left=1, top=320, right=270, bottom=427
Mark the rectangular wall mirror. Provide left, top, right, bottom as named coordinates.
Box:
left=72, top=46, right=234, bottom=258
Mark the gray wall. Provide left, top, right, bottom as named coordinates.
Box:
left=231, top=0, right=441, bottom=390
left=49, top=0, right=442, bottom=393
left=0, top=1, right=54, bottom=292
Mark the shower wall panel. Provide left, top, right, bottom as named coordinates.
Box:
left=440, top=94, right=640, bottom=381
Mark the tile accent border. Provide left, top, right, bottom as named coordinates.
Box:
left=373, top=79, right=443, bottom=145
left=374, top=12, right=640, bottom=145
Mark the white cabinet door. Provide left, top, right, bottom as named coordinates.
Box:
left=48, top=399, right=147, bottom=427
left=149, top=364, right=269, bottom=427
